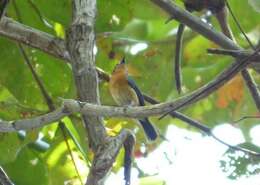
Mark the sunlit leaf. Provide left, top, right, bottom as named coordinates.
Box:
left=54, top=22, right=65, bottom=39
left=220, top=143, right=260, bottom=179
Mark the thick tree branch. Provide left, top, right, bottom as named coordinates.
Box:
left=66, top=1, right=135, bottom=185
left=67, top=0, right=107, bottom=151
left=0, top=107, right=67, bottom=132
left=0, top=17, right=70, bottom=61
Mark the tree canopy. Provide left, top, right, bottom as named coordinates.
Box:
left=0, top=0, right=260, bottom=185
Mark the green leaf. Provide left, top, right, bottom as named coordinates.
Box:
left=3, top=147, right=49, bottom=185
left=0, top=133, right=27, bottom=164
left=96, top=0, right=135, bottom=32
left=0, top=38, right=44, bottom=108
left=42, top=127, right=87, bottom=185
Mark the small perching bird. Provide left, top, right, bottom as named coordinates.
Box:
left=109, top=58, right=157, bottom=140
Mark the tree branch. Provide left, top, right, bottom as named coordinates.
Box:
left=150, top=0, right=260, bottom=117
left=1, top=95, right=259, bottom=157
left=207, top=48, right=253, bottom=57
left=0, top=17, right=70, bottom=61
left=0, top=107, right=67, bottom=132
left=0, top=166, right=13, bottom=185
left=67, top=0, right=106, bottom=152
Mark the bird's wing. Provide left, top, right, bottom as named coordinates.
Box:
left=127, top=77, right=145, bottom=106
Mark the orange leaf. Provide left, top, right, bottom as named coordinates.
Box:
left=216, top=74, right=244, bottom=108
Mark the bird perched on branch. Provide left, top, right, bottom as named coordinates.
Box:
left=109, top=58, right=157, bottom=140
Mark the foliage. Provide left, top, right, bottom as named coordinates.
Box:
left=220, top=143, right=260, bottom=179
left=0, top=0, right=259, bottom=184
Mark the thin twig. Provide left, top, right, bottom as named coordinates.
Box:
left=175, top=23, right=185, bottom=94
left=27, top=0, right=53, bottom=28
left=18, top=45, right=55, bottom=110
left=241, top=70, right=260, bottom=110
left=233, top=115, right=260, bottom=123
left=207, top=48, right=252, bottom=58
left=67, top=0, right=107, bottom=152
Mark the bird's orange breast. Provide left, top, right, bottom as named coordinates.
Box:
left=109, top=73, right=139, bottom=106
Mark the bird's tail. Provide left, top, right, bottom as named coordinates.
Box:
left=138, top=118, right=157, bottom=140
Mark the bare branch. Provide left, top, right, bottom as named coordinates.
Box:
left=0, top=107, right=67, bottom=132
left=207, top=48, right=253, bottom=58
left=67, top=0, right=106, bottom=152
left=174, top=23, right=185, bottom=94
left=241, top=70, right=260, bottom=110
left=0, top=17, right=69, bottom=60
left=0, top=167, right=13, bottom=185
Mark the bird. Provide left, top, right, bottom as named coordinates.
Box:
left=109, top=57, right=157, bottom=140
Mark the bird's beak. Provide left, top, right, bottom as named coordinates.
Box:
left=120, top=57, right=126, bottom=64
